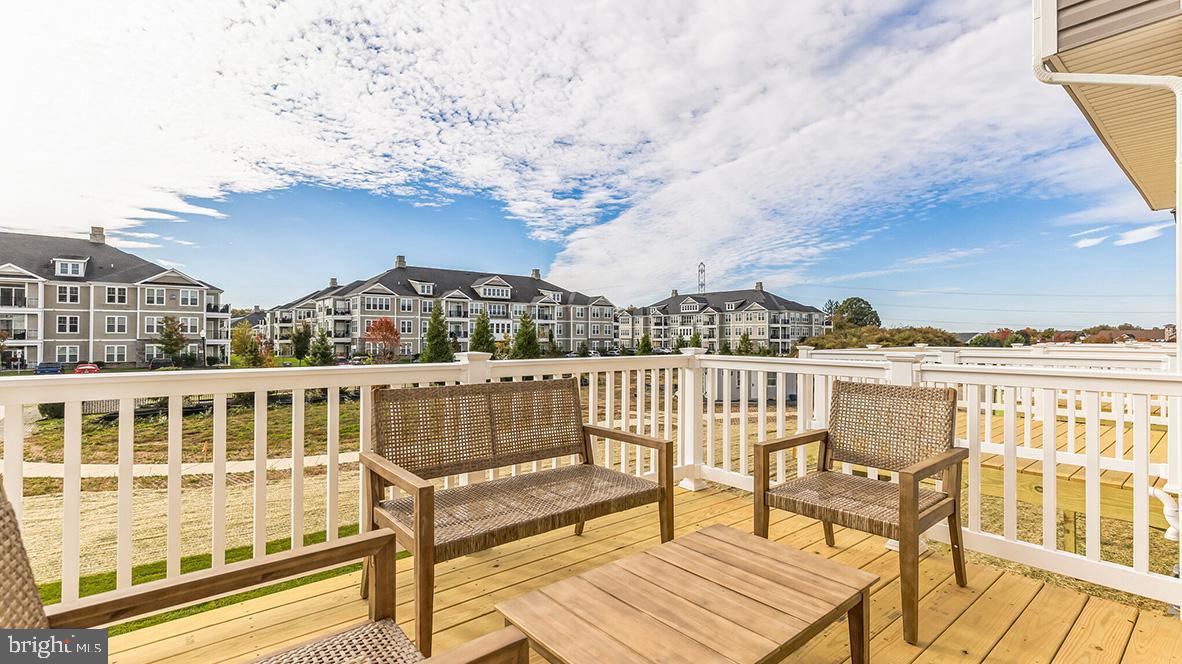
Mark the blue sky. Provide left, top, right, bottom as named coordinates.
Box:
left=3, top=1, right=1175, bottom=332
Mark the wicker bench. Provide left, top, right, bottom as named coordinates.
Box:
left=360, top=378, right=674, bottom=656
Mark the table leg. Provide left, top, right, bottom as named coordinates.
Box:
left=849, top=588, right=870, bottom=663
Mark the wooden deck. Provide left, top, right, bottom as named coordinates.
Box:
left=109, top=485, right=1182, bottom=664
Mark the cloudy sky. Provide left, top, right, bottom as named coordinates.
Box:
left=0, top=0, right=1174, bottom=330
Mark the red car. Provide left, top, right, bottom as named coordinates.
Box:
left=73, top=363, right=101, bottom=374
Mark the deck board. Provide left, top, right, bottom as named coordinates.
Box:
left=109, top=486, right=1181, bottom=664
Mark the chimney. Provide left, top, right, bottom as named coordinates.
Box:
left=89, top=226, right=105, bottom=244
left=530, top=268, right=541, bottom=280
left=252, top=304, right=261, bottom=312
left=329, top=277, right=338, bottom=288
left=395, top=255, right=406, bottom=269
left=671, top=289, right=678, bottom=297
left=754, top=281, right=763, bottom=291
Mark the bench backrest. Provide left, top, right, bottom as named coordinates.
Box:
left=371, top=378, right=588, bottom=479
left=827, top=380, right=957, bottom=472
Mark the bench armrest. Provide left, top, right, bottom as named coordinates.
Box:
left=424, top=626, right=529, bottom=664
left=583, top=424, right=672, bottom=452
left=46, top=529, right=397, bottom=628
left=361, top=451, right=433, bottom=494
left=898, top=447, right=968, bottom=486
left=754, top=429, right=828, bottom=457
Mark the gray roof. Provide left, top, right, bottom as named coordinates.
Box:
left=340, top=265, right=614, bottom=307
left=0, top=230, right=218, bottom=289
left=637, top=288, right=820, bottom=316
left=232, top=310, right=268, bottom=327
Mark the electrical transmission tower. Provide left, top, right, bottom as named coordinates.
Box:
left=698, top=262, right=706, bottom=294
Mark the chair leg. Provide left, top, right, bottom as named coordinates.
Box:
left=822, top=520, right=835, bottom=547
left=899, top=534, right=920, bottom=645
left=754, top=498, right=769, bottom=538
left=415, top=538, right=435, bottom=657
left=574, top=520, right=585, bottom=536
left=948, top=510, right=967, bottom=587
left=659, top=493, right=674, bottom=543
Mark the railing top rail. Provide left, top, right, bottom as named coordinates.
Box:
left=488, top=354, right=692, bottom=377
left=919, top=362, right=1182, bottom=396
left=699, top=354, right=890, bottom=377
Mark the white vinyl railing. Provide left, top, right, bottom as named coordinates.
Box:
left=1, top=347, right=1180, bottom=615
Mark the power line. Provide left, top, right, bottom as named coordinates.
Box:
left=874, top=302, right=1172, bottom=314
left=789, top=284, right=1173, bottom=298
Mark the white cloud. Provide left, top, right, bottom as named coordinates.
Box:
left=0, top=1, right=1164, bottom=304
left=1114, top=223, right=1173, bottom=247
left=1068, top=225, right=1113, bottom=237
left=155, top=259, right=186, bottom=269
left=1073, top=235, right=1107, bottom=248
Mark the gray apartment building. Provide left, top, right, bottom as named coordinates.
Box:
left=0, top=227, right=231, bottom=368
left=618, top=282, right=824, bottom=354
left=264, top=256, right=616, bottom=358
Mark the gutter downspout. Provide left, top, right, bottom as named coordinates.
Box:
left=1031, top=1, right=1182, bottom=544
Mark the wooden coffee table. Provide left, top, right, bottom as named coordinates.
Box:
left=496, top=524, right=879, bottom=663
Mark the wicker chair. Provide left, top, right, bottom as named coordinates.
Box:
left=361, top=377, right=674, bottom=656
left=753, top=380, right=967, bottom=645
left=0, top=483, right=528, bottom=663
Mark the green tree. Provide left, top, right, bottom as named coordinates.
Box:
left=420, top=299, right=455, bottom=363
left=470, top=310, right=496, bottom=354
left=719, top=340, right=733, bottom=355
left=637, top=333, right=653, bottom=355
left=689, top=331, right=702, bottom=348
left=737, top=332, right=754, bottom=355
left=290, top=323, right=313, bottom=363
left=577, top=341, right=590, bottom=357
left=307, top=329, right=335, bottom=366
left=510, top=313, right=542, bottom=359
left=834, top=297, right=881, bottom=327
left=1003, top=332, right=1027, bottom=347
left=823, top=299, right=840, bottom=324
left=231, top=320, right=256, bottom=357
left=673, top=335, right=685, bottom=351
left=968, top=334, right=1003, bottom=347
left=157, top=315, right=187, bottom=359
left=545, top=326, right=562, bottom=358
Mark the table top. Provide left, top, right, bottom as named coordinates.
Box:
left=495, top=524, right=879, bottom=664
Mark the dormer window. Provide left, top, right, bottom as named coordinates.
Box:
left=680, top=302, right=698, bottom=312
left=481, top=286, right=510, bottom=299
left=55, top=260, right=85, bottom=277
left=725, top=302, right=737, bottom=311
left=419, top=283, right=434, bottom=296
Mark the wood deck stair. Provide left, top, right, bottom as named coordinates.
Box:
left=109, top=486, right=1182, bottom=664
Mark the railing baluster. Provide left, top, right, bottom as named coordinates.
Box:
left=116, top=398, right=134, bottom=588
left=359, top=384, right=372, bottom=524
left=605, top=371, right=614, bottom=469
left=1132, top=393, right=1149, bottom=572
left=967, top=384, right=981, bottom=532
left=739, top=370, right=749, bottom=476
left=327, top=386, right=340, bottom=541
left=649, top=368, right=658, bottom=471
left=212, top=393, right=227, bottom=567
left=722, top=369, right=732, bottom=473
left=621, top=369, right=631, bottom=473
left=635, top=368, right=645, bottom=475
left=1040, top=387, right=1057, bottom=551
left=253, top=390, right=267, bottom=559
left=705, top=367, right=715, bottom=469
left=1085, top=391, right=1101, bottom=561
left=1003, top=385, right=1017, bottom=541
left=2, top=400, right=23, bottom=523
left=797, top=373, right=811, bottom=477
left=62, top=400, right=82, bottom=602
left=663, top=367, right=672, bottom=443
left=291, top=388, right=305, bottom=549
left=775, top=371, right=785, bottom=483
left=166, top=395, right=182, bottom=578
left=756, top=371, right=767, bottom=478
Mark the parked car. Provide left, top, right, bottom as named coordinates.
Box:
left=588, top=350, right=602, bottom=358
left=73, top=363, right=100, bottom=374
left=148, top=358, right=174, bottom=370
left=34, top=362, right=63, bottom=375
left=605, top=349, right=621, bottom=356
left=564, top=351, right=578, bottom=358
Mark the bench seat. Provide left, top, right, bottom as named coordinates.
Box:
left=378, top=464, right=662, bottom=563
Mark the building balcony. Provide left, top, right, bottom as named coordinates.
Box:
left=0, top=328, right=37, bottom=341
left=0, top=295, right=38, bottom=308
left=446, top=309, right=469, bottom=319
left=2, top=346, right=1180, bottom=663
left=205, top=303, right=230, bottom=315
left=325, top=306, right=352, bottom=317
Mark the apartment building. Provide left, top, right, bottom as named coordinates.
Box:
left=0, top=227, right=231, bottom=368
left=265, top=256, right=616, bottom=358
left=618, top=282, right=824, bottom=354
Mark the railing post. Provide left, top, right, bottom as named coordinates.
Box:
left=886, top=353, right=920, bottom=386
left=459, top=352, right=492, bottom=385
left=678, top=347, right=708, bottom=491
left=1167, top=356, right=1180, bottom=494
left=937, top=348, right=960, bottom=365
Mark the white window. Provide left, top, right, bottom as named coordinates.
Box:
left=180, top=289, right=199, bottom=306
left=576, top=324, right=585, bottom=336
left=144, top=288, right=166, bottom=305
left=575, top=307, right=585, bottom=318
left=144, top=316, right=163, bottom=335
left=400, top=320, right=413, bottom=334
left=364, top=319, right=375, bottom=332
left=421, top=299, right=434, bottom=313
left=186, top=343, right=199, bottom=355
left=512, top=304, right=525, bottom=317
left=57, top=285, right=80, bottom=304
left=180, top=317, right=199, bottom=334
left=56, top=315, right=79, bottom=334
left=488, top=303, right=507, bottom=317
left=105, top=345, right=127, bottom=363
left=105, top=315, right=127, bottom=334
left=363, top=296, right=391, bottom=311
left=552, top=292, right=562, bottom=303
left=144, top=344, right=163, bottom=360
left=106, top=286, right=127, bottom=304
left=481, top=286, right=510, bottom=299
left=399, top=298, right=413, bottom=313
left=400, top=342, right=413, bottom=355
left=56, top=345, right=79, bottom=363
left=55, top=260, right=84, bottom=276
left=681, top=302, right=698, bottom=312
left=591, top=324, right=600, bottom=336
left=725, top=302, right=737, bottom=311
left=418, top=283, right=434, bottom=296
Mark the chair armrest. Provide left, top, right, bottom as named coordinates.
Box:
left=46, top=529, right=397, bottom=628
left=754, top=429, right=828, bottom=457
left=898, top=447, right=968, bottom=485
left=583, top=424, right=671, bottom=452
left=361, top=451, right=433, bottom=495
left=424, top=626, right=529, bottom=664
